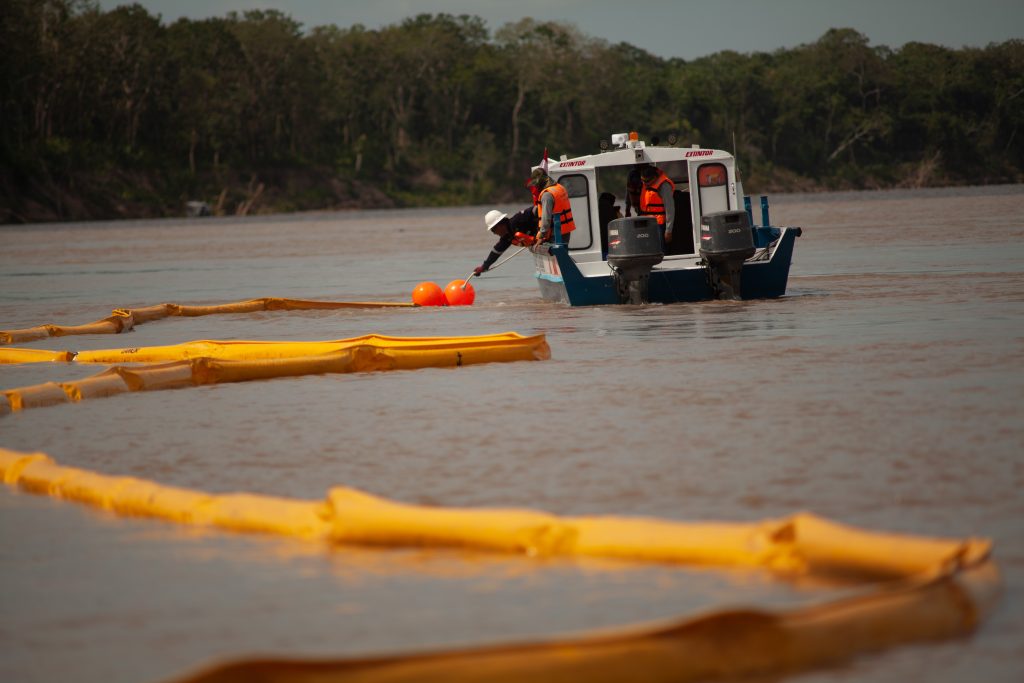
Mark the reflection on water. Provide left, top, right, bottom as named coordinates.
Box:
left=1, top=186, right=1023, bottom=683
left=0, top=491, right=841, bottom=683
left=584, top=307, right=803, bottom=346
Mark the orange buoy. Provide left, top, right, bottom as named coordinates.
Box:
left=412, top=282, right=446, bottom=306
left=444, top=280, right=475, bottom=306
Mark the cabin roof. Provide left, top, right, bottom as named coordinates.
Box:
left=542, top=142, right=733, bottom=174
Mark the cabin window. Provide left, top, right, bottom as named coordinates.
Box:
left=660, top=160, right=689, bottom=185
left=556, top=173, right=592, bottom=250
left=697, top=164, right=727, bottom=187
left=595, top=166, right=631, bottom=258
left=697, top=162, right=729, bottom=217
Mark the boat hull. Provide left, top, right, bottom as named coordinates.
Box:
left=534, top=227, right=801, bottom=306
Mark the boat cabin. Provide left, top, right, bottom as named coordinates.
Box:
left=540, top=132, right=742, bottom=274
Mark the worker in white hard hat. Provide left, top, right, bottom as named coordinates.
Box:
left=473, top=205, right=539, bottom=277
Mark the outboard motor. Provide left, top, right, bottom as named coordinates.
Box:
left=607, top=216, right=664, bottom=304
left=699, top=210, right=755, bottom=301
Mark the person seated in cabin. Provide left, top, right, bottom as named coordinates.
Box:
left=598, top=192, right=622, bottom=223
left=528, top=168, right=576, bottom=246
left=624, top=164, right=647, bottom=217
left=473, top=206, right=539, bottom=277
left=639, top=164, right=676, bottom=245
left=598, top=192, right=622, bottom=258
left=669, top=187, right=694, bottom=255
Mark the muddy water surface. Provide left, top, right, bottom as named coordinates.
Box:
left=1, top=186, right=1022, bottom=682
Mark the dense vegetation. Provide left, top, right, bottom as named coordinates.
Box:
left=2, top=0, right=1022, bottom=222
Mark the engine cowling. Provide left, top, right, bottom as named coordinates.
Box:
left=699, top=210, right=755, bottom=300
left=607, top=216, right=664, bottom=304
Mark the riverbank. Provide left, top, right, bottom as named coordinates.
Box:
left=0, top=166, right=399, bottom=224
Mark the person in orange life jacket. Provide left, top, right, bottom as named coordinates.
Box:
left=528, top=168, right=576, bottom=245
left=624, top=164, right=647, bottom=217
left=639, top=164, right=676, bottom=244
left=472, top=206, right=539, bottom=276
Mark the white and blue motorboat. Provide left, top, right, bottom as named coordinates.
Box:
left=531, top=132, right=802, bottom=305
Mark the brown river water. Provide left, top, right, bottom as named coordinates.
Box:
left=1, top=185, right=1022, bottom=682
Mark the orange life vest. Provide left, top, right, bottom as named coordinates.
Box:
left=537, top=183, right=576, bottom=235
left=511, top=232, right=536, bottom=247
left=639, top=171, right=675, bottom=226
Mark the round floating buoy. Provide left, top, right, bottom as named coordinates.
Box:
left=412, top=282, right=446, bottom=306
left=444, top=280, right=475, bottom=306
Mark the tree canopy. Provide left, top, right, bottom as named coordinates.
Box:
left=2, top=1, right=1021, bottom=222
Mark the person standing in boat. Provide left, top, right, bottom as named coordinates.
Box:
left=528, top=168, right=576, bottom=245
left=639, top=164, right=675, bottom=244
left=624, top=164, right=646, bottom=217
left=472, top=206, right=539, bottom=277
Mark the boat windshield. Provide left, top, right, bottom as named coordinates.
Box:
left=596, top=161, right=695, bottom=257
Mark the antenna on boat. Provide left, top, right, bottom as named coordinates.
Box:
left=732, top=130, right=741, bottom=181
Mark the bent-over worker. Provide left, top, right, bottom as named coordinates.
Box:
left=473, top=206, right=539, bottom=276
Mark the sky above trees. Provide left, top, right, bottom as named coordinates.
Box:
left=96, top=0, right=1024, bottom=61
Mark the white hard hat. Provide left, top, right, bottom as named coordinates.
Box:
left=484, top=210, right=508, bottom=232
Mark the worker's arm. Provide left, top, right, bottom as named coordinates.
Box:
left=538, top=192, right=555, bottom=239
left=660, top=183, right=675, bottom=241
left=476, top=234, right=513, bottom=274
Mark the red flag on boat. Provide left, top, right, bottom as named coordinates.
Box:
left=525, top=148, right=550, bottom=202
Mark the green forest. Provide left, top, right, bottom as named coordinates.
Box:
left=2, top=0, right=1022, bottom=223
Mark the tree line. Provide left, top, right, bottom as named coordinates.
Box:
left=2, top=0, right=1022, bottom=222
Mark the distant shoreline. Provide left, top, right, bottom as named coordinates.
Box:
left=5, top=167, right=1021, bottom=225
left=5, top=6, right=1022, bottom=225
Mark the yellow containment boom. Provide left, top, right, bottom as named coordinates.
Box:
left=0, top=331, right=547, bottom=366
left=0, top=348, right=76, bottom=364
left=0, top=297, right=416, bottom=345
left=0, top=447, right=1000, bottom=683
left=0, top=333, right=550, bottom=413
